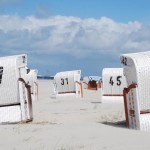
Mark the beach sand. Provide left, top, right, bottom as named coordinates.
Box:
left=0, top=79, right=150, bottom=150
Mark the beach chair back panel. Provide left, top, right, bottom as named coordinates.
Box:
left=55, top=70, right=81, bottom=94
left=0, top=58, right=19, bottom=105
left=102, top=68, right=127, bottom=96
left=139, top=53, right=150, bottom=109
left=55, top=73, right=70, bottom=93
left=138, top=66, right=150, bottom=110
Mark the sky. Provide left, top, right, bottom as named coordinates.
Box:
left=0, top=0, right=150, bottom=76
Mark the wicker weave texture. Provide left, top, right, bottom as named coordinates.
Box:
left=0, top=54, right=33, bottom=123
left=0, top=106, right=21, bottom=123
left=121, top=51, right=150, bottom=131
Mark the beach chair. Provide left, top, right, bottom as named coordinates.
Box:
left=83, top=76, right=101, bottom=90
left=0, top=54, right=33, bottom=123
left=26, top=69, right=38, bottom=101
left=52, top=70, right=82, bottom=98
left=121, top=51, right=150, bottom=131
left=102, top=68, right=127, bottom=96
left=82, top=76, right=102, bottom=102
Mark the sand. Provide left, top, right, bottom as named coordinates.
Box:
left=0, top=79, right=150, bottom=150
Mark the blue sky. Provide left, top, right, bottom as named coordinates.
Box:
left=0, top=0, right=150, bottom=76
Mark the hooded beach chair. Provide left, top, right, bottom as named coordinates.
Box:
left=0, top=54, right=33, bottom=123
left=121, top=51, right=150, bottom=131
left=102, top=68, right=127, bottom=96
left=52, top=70, right=82, bottom=98
left=82, top=76, right=102, bottom=102
left=26, top=69, right=38, bottom=101
left=83, top=76, right=102, bottom=90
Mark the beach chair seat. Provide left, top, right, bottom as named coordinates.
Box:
left=102, top=68, right=127, bottom=96
left=52, top=70, right=82, bottom=98
left=121, top=51, right=150, bottom=131
left=0, top=54, right=33, bottom=123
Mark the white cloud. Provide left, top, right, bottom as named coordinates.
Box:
left=0, top=14, right=149, bottom=58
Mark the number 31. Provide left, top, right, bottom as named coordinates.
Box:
left=61, top=78, right=68, bottom=85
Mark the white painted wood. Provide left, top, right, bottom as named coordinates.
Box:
left=0, top=106, right=21, bottom=123
left=102, top=68, right=127, bottom=96
left=53, top=70, right=82, bottom=98
left=26, top=69, right=38, bottom=101
left=0, top=54, right=33, bottom=123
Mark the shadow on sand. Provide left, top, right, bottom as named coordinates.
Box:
left=101, top=120, right=127, bottom=129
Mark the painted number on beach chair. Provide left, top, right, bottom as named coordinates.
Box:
left=61, top=78, right=68, bottom=85
left=109, top=76, right=114, bottom=86
left=117, top=76, right=122, bottom=86
left=109, top=76, right=122, bottom=86
left=0, top=66, right=3, bottom=84
left=121, top=56, right=127, bottom=66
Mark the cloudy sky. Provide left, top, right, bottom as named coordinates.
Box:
left=0, top=0, right=150, bottom=76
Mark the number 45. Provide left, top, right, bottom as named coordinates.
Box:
left=109, top=76, right=122, bottom=86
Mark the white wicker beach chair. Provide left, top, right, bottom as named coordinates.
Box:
left=0, top=54, right=33, bottom=123
left=52, top=70, right=82, bottom=98
left=121, top=51, right=150, bottom=131
left=102, top=68, right=127, bottom=96
left=26, top=69, right=38, bottom=101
